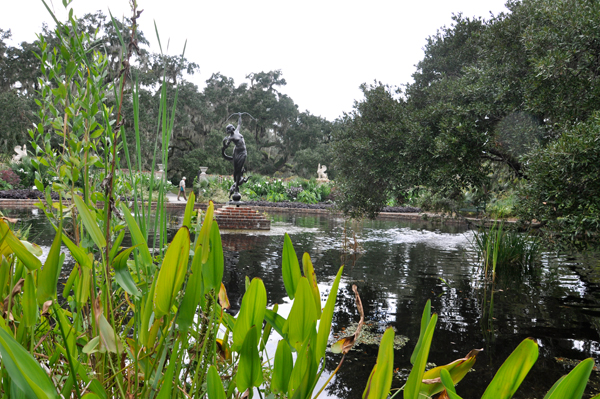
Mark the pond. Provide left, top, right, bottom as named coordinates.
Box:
left=3, top=207, right=600, bottom=398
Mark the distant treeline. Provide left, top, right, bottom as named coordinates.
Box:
left=0, top=12, right=333, bottom=181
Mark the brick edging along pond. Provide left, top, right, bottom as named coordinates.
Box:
left=0, top=198, right=479, bottom=225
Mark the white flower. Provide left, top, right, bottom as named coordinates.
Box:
left=19, top=168, right=24, bottom=172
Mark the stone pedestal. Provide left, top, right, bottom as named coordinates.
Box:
left=199, top=167, right=208, bottom=181
left=214, top=205, right=270, bottom=230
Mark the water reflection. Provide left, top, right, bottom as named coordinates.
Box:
left=2, top=207, right=600, bottom=398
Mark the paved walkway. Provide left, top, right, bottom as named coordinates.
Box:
left=166, top=192, right=187, bottom=203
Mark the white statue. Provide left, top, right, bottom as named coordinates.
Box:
left=11, top=145, right=27, bottom=163
left=317, top=164, right=328, bottom=181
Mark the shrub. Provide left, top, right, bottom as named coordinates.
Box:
left=518, top=113, right=600, bottom=247
left=0, top=169, right=20, bottom=189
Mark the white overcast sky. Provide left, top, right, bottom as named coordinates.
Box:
left=1, top=0, right=509, bottom=121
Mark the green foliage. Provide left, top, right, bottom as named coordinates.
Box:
left=472, top=222, right=542, bottom=279
left=518, top=113, right=600, bottom=248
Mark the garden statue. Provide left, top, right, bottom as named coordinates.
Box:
left=11, top=145, right=27, bottom=164
left=222, top=112, right=254, bottom=201
left=317, top=163, right=329, bottom=182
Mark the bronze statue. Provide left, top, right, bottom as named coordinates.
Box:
left=222, top=112, right=251, bottom=201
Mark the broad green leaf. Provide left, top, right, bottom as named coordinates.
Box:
left=272, top=339, right=293, bottom=393
left=287, top=325, right=318, bottom=399
left=20, top=240, right=43, bottom=257
left=22, top=272, right=38, bottom=327
left=60, top=233, right=92, bottom=269
left=410, top=299, right=431, bottom=365
left=73, top=195, right=106, bottom=249
left=237, top=326, right=263, bottom=393
left=404, top=313, right=438, bottom=399
left=74, top=266, right=91, bottom=306
left=316, top=265, right=343, bottom=361
left=363, top=327, right=395, bottom=399
left=420, top=348, right=482, bottom=396
left=482, top=338, right=539, bottom=399
left=139, top=276, right=157, bottom=346
left=543, top=357, right=595, bottom=399
left=202, top=221, right=224, bottom=291
left=440, top=368, right=464, bottom=399
left=97, top=313, right=122, bottom=354
left=81, top=394, right=102, bottom=399
left=0, top=328, right=59, bottom=398
left=0, top=219, right=42, bottom=271
left=108, top=229, right=125, bottom=264
left=207, top=365, right=226, bottom=399
left=232, top=278, right=267, bottom=351
left=153, top=227, right=190, bottom=317
left=265, top=308, right=288, bottom=339
left=261, top=303, right=277, bottom=351
left=282, top=233, right=301, bottom=299
left=182, top=192, right=196, bottom=229
left=302, top=252, right=321, bottom=318
left=36, top=223, right=63, bottom=305
left=113, top=246, right=141, bottom=297
left=197, top=201, right=214, bottom=264
left=285, top=277, right=318, bottom=351
left=120, top=202, right=152, bottom=270
left=0, top=257, right=10, bottom=297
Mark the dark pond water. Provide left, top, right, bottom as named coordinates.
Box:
left=3, top=207, right=600, bottom=398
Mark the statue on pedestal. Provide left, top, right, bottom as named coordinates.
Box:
left=222, top=112, right=253, bottom=201
left=11, top=145, right=27, bottom=164
left=317, top=163, right=329, bottom=182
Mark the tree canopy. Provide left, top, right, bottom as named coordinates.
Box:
left=332, top=0, right=600, bottom=240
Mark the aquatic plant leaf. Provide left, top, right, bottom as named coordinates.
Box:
left=316, top=265, right=343, bottom=361
left=60, top=233, right=92, bottom=269
left=302, top=252, right=321, bottom=318
left=73, top=195, right=106, bottom=249
left=440, top=369, right=464, bottom=399
left=232, top=277, right=267, bottom=352
left=410, top=299, right=431, bottom=365
left=197, top=201, right=214, bottom=264
left=182, top=191, right=196, bottom=229
left=482, top=337, right=538, bottom=399
left=218, top=282, right=230, bottom=309
left=330, top=285, right=364, bottom=355
left=0, top=257, right=10, bottom=297
left=153, top=226, right=190, bottom=317
left=237, top=326, right=263, bottom=393
left=36, top=224, right=63, bottom=305
left=120, top=202, right=152, bottom=271
left=543, top=357, right=595, bottom=399
left=287, top=325, right=318, bottom=399
left=113, top=246, right=142, bottom=297
left=404, top=312, right=438, bottom=399
left=285, top=277, right=318, bottom=351
left=108, top=229, right=125, bottom=264
left=0, top=328, right=59, bottom=398
left=74, top=266, right=91, bottom=306
left=203, top=220, right=224, bottom=291
left=0, top=219, right=42, bottom=271
left=207, top=365, right=226, bottom=399
left=20, top=240, right=43, bottom=257
left=265, top=308, right=287, bottom=339
left=272, top=339, right=293, bottom=393
left=420, top=348, right=482, bottom=396
left=363, top=327, right=395, bottom=399
left=157, top=341, right=179, bottom=399
left=139, top=276, right=157, bottom=346
left=282, top=233, right=302, bottom=299
left=22, top=272, right=38, bottom=327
